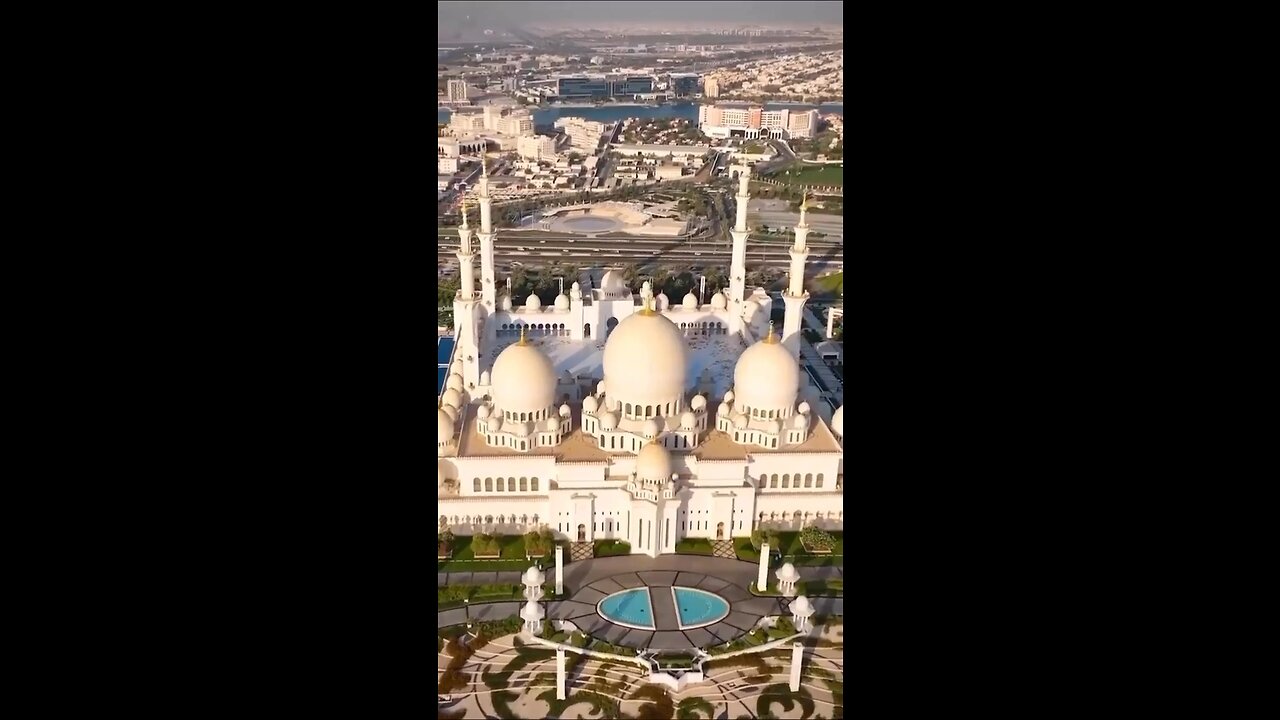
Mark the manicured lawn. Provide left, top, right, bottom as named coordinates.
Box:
left=734, top=531, right=844, bottom=565
left=675, top=538, right=715, bottom=555
left=438, top=534, right=547, bottom=572
left=769, top=163, right=844, bottom=186
left=814, top=271, right=843, bottom=295
left=734, top=537, right=760, bottom=561
left=594, top=539, right=632, bottom=557
left=749, top=578, right=844, bottom=597
left=438, top=582, right=563, bottom=609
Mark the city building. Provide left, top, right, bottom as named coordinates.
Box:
left=556, top=75, right=656, bottom=99
left=554, top=117, right=610, bottom=151
left=703, top=76, right=720, bottom=98
left=517, top=134, right=558, bottom=161
left=438, top=156, right=460, bottom=174
left=447, top=79, right=469, bottom=103
left=439, top=167, right=843, bottom=555
left=698, top=104, right=820, bottom=139
left=669, top=74, right=702, bottom=97
left=448, top=107, right=534, bottom=137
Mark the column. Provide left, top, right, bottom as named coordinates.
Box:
left=788, top=642, right=803, bottom=692
left=757, top=543, right=770, bottom=592
left=555, top=545, right=564, bottom=595
left=556, top=647, right=567, bottom=700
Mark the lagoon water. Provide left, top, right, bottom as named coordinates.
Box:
left=438, top=102, right=843, bottom=126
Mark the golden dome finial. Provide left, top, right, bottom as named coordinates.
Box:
left=764, top=321, right=778, bottom=344
left=801, top=190, right=808, bottom=212
left=517, top=325, right=528, bottom=346
left=638, top=295, right=656, bottom=316
left=460, top=197, right=469, bottom=226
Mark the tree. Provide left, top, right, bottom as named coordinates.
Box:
left=750, top=528, right=781, bottom=553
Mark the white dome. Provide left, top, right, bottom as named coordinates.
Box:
left=442, top=404, right=458, bottom=422
left=447, top=373, right=464, bottom=391
left=798, top=401, right=811, bottom=415
left=477, top=404, right=491, bottom=419
left=438, top=409, right=454, bottom=443
left=520, top=599, right=545, bottom=621
left=603, top=310, right=688, bottom=408
left=522, top=566, right=546, bottom=586
left=831, top=405, right=843, bottom=437
left=724, top=390, right=735, bottom=403
left=733, top=336, right=799, bottom=413
left=442, top=388, right=463, bottom=408
left=583, top=396, right=599, bottom=413
left=492, top=341, right=556, bottom=413
left=642, top=418, right=660, bottom=437
left=571, top=281, right=581, bottom=292
left=790, top=595, right=814, bottom=616
left=525, top=294, right=542, bottom=310
left=501, top=295, right=513, bottom=311
left=548, top=416, right=560, bottom=432
left=599, top=411, right=618, bottom=430
left=479, top=370, right=490, bottom=385
left=733, top=412, right=749, bottom=430
left=690, top=395, right=706, bottom=411
left=718, top=401, right=732, bottom=416
left=596, top=381, right=607, bottom=396
left=682, top=292, right=698, bottom=309
left=450, top=359, right=463, bottom=374
left=600, top=270, right=627, bottom=292
left=513, top=421, right=532, bottom=437
left=635, top=441, right=672, bottom=481
left=680, top=411, right=697, bottom=430
left=554, top=294, right=570, bottom=310
left=793, top=413, right=809, bottom=430
left=489, top=415, right=504, bottom=433
left=710, top=292, right=727, bottom=309
left=559, top=403, right=571, bottom=417
left=656, top=292, right=669, bottom=310
left=765, top=418, right=781, bottom=435
left=776, top=562, right=800, bottom=582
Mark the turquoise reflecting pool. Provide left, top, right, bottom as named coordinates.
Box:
left=673, top=587, right=730, bottom=629
left=598, top=588, right=655, bottom=629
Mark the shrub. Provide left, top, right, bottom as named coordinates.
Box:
left=799, top=526, right=834, bottom=552
left=751, top=528, right=782, bottom=553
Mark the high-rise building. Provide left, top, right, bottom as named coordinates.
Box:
left=517, top=134, right=557, bottom=161
left=669, top=74, right=701, bottom=97
left=554, top=117, right=608, bottom=151
left=704, top=77, right=720, bottom=98
left=447, top=79, right=469, bottom=102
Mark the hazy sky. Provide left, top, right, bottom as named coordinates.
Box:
left=438, top=1, right=843, bottom=26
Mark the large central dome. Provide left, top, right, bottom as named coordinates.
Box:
left=603, top=309, right=688, bottom=413
left=492, top=339, right=557, bottom=414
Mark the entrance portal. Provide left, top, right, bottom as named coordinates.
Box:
left=716, top=522, right=725, bottom=540
left=578, top=524, right=586, bottom=542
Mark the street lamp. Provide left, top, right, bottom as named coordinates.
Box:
left=464, top=597, right=470, bottom=624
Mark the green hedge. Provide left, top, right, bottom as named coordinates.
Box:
left=594, top=539, right=632, bottom=557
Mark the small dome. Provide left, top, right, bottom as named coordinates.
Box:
left=489, top=415, right=504, bottom=433
left=793, top=413, right=809, bottom=430
left=438, top=409, right=454, bottom=443
left=596, top=381, right=607, bottom=396
left=559, top=403, right=571, bottom=417
left=522, top=566, right=546, bottom=586
left=571, top=281, right=581, bottom=292
left=450, top=359, right=463, bottom=374
left=718, top=401, right=732, bottom=416
left=492, top=341, right=557, bottom=413
left=733, top=336, right=799, bottom=413
left=442, top=388, right=463, bottom=408
left=477, top=404, right=491, bottom=419
left=642, top=419, right=659, bottom=437
left=798, top=401, right=811, bottom=415
left=764, top=418, right=781, bottom=435
left=525, top=294, right=542, bottom=310
left=501, top=295, right=513, bottom=311
left=733, top=412, right=749, bottom=430
left=682, top=292, right=698, bottom=309
left=599, top=411, right=618, bottom=430
left=776, top=562, right=800, bottom=582
left=656, top=292, right=669, bottom=310
left=520, top=599, right=545, bottom=621
left=600, top=270, right=627, bottom=293
left=548, top=416, right=560, bottom=432
left=442, top=404, right=458, bottom=422
left=710, top=292, right=727, bottom=309
left=724, top=390, right=735, bottom=403
left=479, top=370, right=491, bottom=385
left=447, top=373, right=464, bottom=391
left=831, top=406, right=843, bottom=437
left=635, top=441, right=672, bottom=481
left=790, top=595, right=814, bottom=616
left=583, top=396, right=599, bottom=413
left=554, top=294, right=570, bottom=310
left=513, top=421, right=532, bottom=438
left=691, top=395, right=706, bottom=411
left=680, top=411, right=697, bottom=430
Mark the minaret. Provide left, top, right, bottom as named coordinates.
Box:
left=728, top=166, right=751, bottom=334
left=453, top=197, right=482, bottom=390
left=780, top=192, right=811, bottom=359
left=476, top=157, right=498, bottom=310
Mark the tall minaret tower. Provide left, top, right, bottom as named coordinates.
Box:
left=728, top=166, right=751, bottom=334
left=780, top=192, right=811, bottom=358
left=452, top=198, right=482, bottom=389
left=476, top=157, right=498, bottom=310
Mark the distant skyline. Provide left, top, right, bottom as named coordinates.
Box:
left=437, top=1, right=842, bottom=28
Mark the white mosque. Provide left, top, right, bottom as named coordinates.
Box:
left=438, top=161, right=845, bottom=557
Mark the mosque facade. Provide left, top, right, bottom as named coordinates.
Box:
left=438, top=162, right=844, bottom=558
